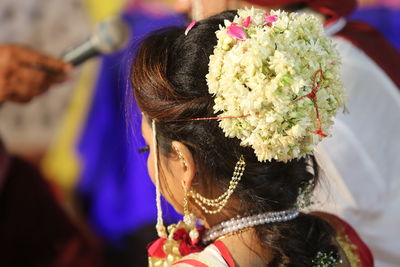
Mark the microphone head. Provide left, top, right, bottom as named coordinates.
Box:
left=90, top=16, right=130, bottom=54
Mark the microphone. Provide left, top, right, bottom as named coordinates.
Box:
left=62, top=17, right=130, bottom=66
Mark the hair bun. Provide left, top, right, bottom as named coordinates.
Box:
left=206, top=8, right=345, bottom=162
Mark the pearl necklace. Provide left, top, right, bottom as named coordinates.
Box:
left=202, top=210, right=300, bottom=243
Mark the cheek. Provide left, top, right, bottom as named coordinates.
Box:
left=146, top=152, right=184, bottom=213
left=147, top=150, right=156, bottom=185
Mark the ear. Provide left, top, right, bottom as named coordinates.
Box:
left=171, top=141, right=196, bottom=191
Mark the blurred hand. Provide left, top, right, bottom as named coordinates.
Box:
left=0, top=45, right=72, bottom=103
left=173, top=0, right=191, bottom=14
left=173, top=0, right=231, bottom=21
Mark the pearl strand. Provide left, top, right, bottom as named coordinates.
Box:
left=202, top=210, right=300, bottom=243
left=190, top=155, right=246, bottom=214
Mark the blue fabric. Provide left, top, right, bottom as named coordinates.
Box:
left=77, top=11, right=185, bottom=243
left=350, top=7, right=400, bottom=50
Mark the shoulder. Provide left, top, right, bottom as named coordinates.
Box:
left=172, top=242, right=230, bottom=267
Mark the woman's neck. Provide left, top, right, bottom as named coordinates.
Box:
left=197, top=198, right=242, bottom=228
left=218, top=228, right=272, bottom=266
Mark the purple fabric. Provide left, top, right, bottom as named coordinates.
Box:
left=77, top=11, right=185, bottom=243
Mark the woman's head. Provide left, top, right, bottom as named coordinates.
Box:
left=133, top=13, right=230, bottom=216
left=131, top=9, right=342, bottom=264
left=132, top=9, right=324, bottom=219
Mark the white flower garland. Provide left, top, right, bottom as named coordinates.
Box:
left=206, top=8, right=345, bottom=162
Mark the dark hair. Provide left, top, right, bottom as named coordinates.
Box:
left=131, top=11, right=339, bottom=266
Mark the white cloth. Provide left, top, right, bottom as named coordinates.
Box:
left=313, top=36, right=400, bottom=267
left=173, top=244, right=229, bottom=267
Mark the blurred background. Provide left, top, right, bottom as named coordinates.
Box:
left=0, top=0, right=398, bottom=266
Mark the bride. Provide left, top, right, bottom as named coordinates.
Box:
left=130, top=8, right=373, bottom=266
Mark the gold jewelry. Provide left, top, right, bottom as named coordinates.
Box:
left=174, top=147, right=188, bottom=168
left=216, top=227, right=253, bottom=241
left=190, top=155, right=246, bottom=214
left=182, top=180, right=199, bottom=241
left=148, top=179, right=204, bottom=267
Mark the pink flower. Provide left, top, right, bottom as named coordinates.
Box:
left=185, top=20, right=196, bottom=36
left=265, top=13, right=278, bottom=23
left=264, top=13, right=278, bottom=27
left=227, top=23, right=247, bottom=40
left=242, top=16, right=251, bottom=28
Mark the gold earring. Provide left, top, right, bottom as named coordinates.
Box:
left=182, top=180, right=199, bottom=241
left=174, top=147, right=188, bottom=168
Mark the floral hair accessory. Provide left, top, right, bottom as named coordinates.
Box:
left=242, top=16, right=251, bottom=27
left=227, top=23, right=247, bottom=40
left=264, top=13, right=278, bottom=27
left=206, top=8, right=345, bottom=162
left=312, top=251, right=342, bottom=267
left=295, top=179, right=315, bottom=209
left=265, top=13, right=278, bottom=23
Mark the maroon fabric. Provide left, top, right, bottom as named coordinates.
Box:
left=314, top=212, right=374, bottom=267
left=241, top=0, right=357, bottom=22
left=332, top=214, right=374, bottom=267
left=0, top=157, right=101, bottom=267
left=336, top=21, right=400, bottom=89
